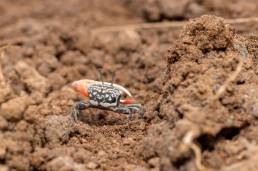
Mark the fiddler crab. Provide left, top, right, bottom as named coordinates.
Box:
left=70, top=72, right=144, bottom=122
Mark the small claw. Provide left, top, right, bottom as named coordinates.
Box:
left=125, top=104, right=144, bottom=118
left=120, top=99, right=136, bottom=104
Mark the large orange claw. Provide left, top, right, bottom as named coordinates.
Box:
left=72, top=79, right=132, bottom=97
left=71, top=80, right=89, bottom=97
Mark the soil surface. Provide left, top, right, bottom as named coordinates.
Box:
left=0, top=1, right=258, bottom=171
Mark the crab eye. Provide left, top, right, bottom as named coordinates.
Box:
left=110, top=97, right=116, bottom=103
left=105, top=95, right=117, bottom=103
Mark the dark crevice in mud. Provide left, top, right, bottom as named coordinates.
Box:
left=236, top=80, right=245, bottom=85
left=172, top=156, right=191, bottom=169
left=74, top=47, right=87, bottom=56
left=144, top=13, right=186, bottom=22
left=196, top=124, right=249, bottom=152
left=182, top=72, right=190, bottom=82
left=40, top=127, right=48, bottom=148
left=159, top=15, right=185, bottom=22
left=60, top=35, right=76, bottom=50
left=0, top=159, right=6, bottom=165
left=175, top=108, right=184, bottom=119
left=216, top=47, right=228, bottom=52
left=196, top=134, right=216, bottom=151
left=24, top=84, right=32, bottom=95
left=31, top=167, right=41, bottom=171
left=155, top=103, right=161, bottom=113
left=55, top=51, right=65, bottom=61
left=216, top=127, right=241, bottom=140
left=67, top=129, right=81, bottom=141
left=44, top=87, right=54, bottom=98
left=202, top=47, right=228, bottom=54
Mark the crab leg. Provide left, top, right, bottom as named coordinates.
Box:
left=111, top=103, right=144, bottom=119
left=120, top=99, right=136, bottom=104
left=126, top=104, right=144, bottom=118
left=71, top=101, right=91, bottom=122
left=120, top=99, right=144, bottom=118
left=111, top=106, right=132, bottom=119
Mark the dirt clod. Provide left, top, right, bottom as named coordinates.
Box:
left=44, top=115, right=75, bottom=146
left=47, top=156, right=86, bottom=171
left=0, top=96, right=29, bottom=121
left=139, top=14, right=258, bottom=170
left=86, top=162, right=99, bottom=169
left=0, top=116, right=8, bottom=130
left=0, top=165, right=8, bottom=171
left=183, top=15, right=234, bottom=51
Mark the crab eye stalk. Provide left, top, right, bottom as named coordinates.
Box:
left=71, top=81, right=89, bottom=97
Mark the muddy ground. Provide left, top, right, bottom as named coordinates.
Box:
left=0, top=1, right=258, bottom=171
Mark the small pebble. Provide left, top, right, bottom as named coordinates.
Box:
left=134, top=166, right=149, bottom=171
left=0, top=147, right=6, bottom=159
left=15, top=120, right=28, bottom=131
left=97, top=150, right=106, bottom=157
left=0, top=165, right=8, bottom=171
left=148, top=157, right=160, bottom=168
left=0, top=116, right=8, bottom=130
left=87, top=162, right=99, bottom=169
left=123, top=137, right=134, bottom=145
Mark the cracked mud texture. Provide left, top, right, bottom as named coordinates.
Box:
left=1, top=1, right=258, bottom=171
